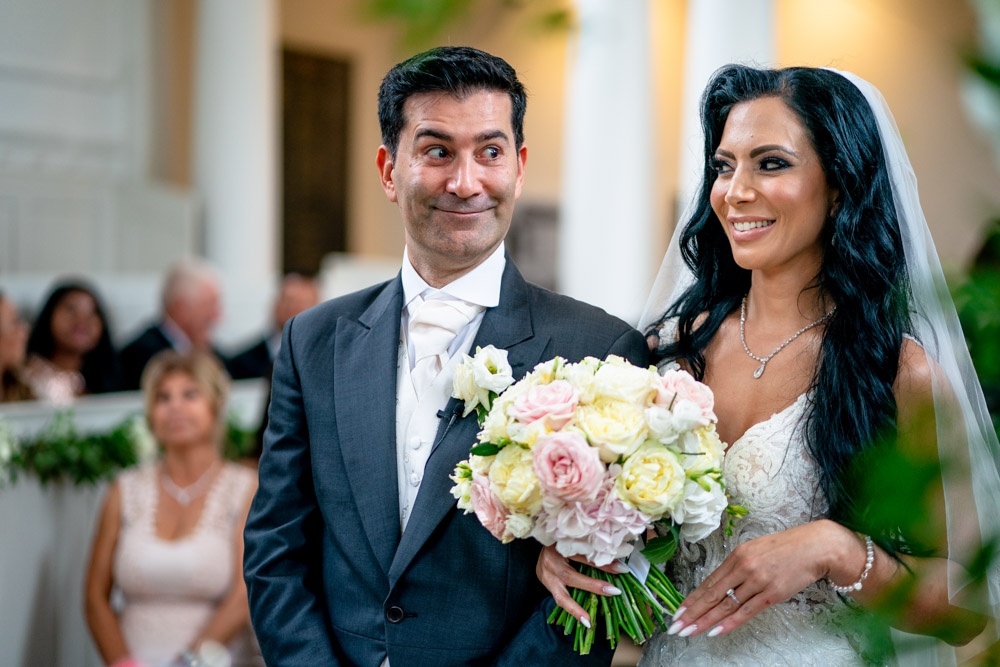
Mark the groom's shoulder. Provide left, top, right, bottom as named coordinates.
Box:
left=523, top=281, right=635, bottom=334
left=293, top=279, right=397, bottom=330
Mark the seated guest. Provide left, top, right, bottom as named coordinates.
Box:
left=227, top=273, right=320, bottom=380
left=84, top=350, right=261, bottom=667
left=0, top=291, right=33, bottom=402
left=24, top=279, right=122, bottom=403
left=121, top=259, right=226, bottom=390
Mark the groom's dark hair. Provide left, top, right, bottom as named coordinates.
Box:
left=377, top=46, right=527, bottom=159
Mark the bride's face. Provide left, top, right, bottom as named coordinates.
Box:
left=709, top=96, right=838, bottom=275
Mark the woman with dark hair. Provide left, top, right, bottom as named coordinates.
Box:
left=24, top=279, right=122, bottom=402
left=538, top=65, right=1000, bottom=664
left=0, top=291, right=33, bottom=402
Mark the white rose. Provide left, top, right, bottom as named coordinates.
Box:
left=591, top=357, right=658, bottom=406
left=670, top=398, right=710, bottom=432
left=558, top=358, right=600, bottom=403
left=645, top=405, right=680, bottom=444
left=614, top=441, right=686, bottom=515
left=505, top=512, right=535, bottom=539
left=471, top=345, right=515, bottom=395
left=670, top=478, right=728, bottom=543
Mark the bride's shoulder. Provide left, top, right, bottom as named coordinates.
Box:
left=895, top=336, right=935, bottom=399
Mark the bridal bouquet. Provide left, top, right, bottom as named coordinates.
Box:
left=449, top=348, right=738, bottom=654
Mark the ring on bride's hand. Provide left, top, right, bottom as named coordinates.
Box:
left=726, top=588, right=742, bottom=605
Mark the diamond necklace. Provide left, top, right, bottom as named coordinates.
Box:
left=739, top=295, right=836, bottom=379
left=161, top=460, right=221, bottom=506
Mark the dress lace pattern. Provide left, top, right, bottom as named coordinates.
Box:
left=113, top=462, right=258, bottom=667
left=640, top=393, right=893, bottom=666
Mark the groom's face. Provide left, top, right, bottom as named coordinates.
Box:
left=376, top=89, right=527, bottom=286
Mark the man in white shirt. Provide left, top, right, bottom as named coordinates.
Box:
left=244, top=46, right=648, bottom=667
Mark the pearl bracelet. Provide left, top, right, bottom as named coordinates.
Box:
left=829, top=534, right=874, bottom=594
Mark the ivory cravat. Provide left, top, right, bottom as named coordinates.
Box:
left=408, top=297, right=482, bottom=398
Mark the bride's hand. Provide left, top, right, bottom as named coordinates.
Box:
left=667, top=520, right=861, bottom=638
left=536, top=546, right=629, bottom=627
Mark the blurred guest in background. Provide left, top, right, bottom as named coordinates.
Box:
left=0, top=291, right=33, bottom=402
left=24, top=279, right=122, bottom=403
left=121, top=259, right=226, bottom=390
left=227, top=273, right=320, bottom=380
left=84, top=350, right=260, bottom=667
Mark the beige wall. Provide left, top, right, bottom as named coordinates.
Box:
left=777, top=0, right=1000, bottom=267
left=278, top=0, right=998, bottom=270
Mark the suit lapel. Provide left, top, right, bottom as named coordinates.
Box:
left=388, top=262, right=551, bottom=584
left=336, top=277, right=404, bottom=578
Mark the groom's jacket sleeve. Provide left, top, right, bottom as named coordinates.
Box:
left=494, top=325, right=650, bottom=667
left=243, top=314, right=344, bottom=666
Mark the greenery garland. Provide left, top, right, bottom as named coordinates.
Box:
left=0, top=412, right=258, bottom=488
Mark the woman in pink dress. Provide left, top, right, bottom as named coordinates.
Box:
left=85, top=350, right=259, bottom=667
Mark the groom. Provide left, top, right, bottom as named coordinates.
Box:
left=243, top=46, right=648, bottom=666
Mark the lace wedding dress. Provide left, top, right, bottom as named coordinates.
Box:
left=113, top=462, right=260, bottom=667
left=639, top=393, right=894, bottom=667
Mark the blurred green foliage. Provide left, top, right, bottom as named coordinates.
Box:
left=359, top=0, right=572, bottom=51
left=952, top=219, right=1000, bottom=431
left=1, top=412, right=257, bottom=487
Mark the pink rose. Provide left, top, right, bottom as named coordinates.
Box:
left=509, top=380, right=579, bottom=430
left=532, top=431, right=605, bottom=502
left=470, top=474, right=509, bottom=541
left=655, top=369, right=716, bottom=423
left=531, top=471, right=650, bottom=566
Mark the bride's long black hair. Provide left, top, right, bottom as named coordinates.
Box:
left=648, top=65, right=911, bottom=541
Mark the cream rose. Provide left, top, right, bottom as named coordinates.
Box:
left=576, top=398, right=648, bottom=463
left=591, top=356, right=658, bottom=406
left=615, top=441, right=686, bottom=515
left=678, top=425, right=725, bottom=476
left=489, top=444, right=543, bottom=515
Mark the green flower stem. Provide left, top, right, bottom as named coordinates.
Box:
left=548, top=563, right=688, bottom=655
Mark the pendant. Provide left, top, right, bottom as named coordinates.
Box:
left=753, top=363, right=765, bottom=379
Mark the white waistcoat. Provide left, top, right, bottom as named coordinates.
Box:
left=394, top=332, right=477, bottom=532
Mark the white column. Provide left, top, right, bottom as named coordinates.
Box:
left=193, top=0, right=277, bottom=342
left=193, top=0, right=277, bottom=280
left=677, top=0, right=775, bottom=210
left=557, top=0, right=653, bottom=324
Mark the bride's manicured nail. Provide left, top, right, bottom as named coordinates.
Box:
left=707, top=625, right=724, bottom=638
left=679, top=624, right=698, bottom=638
left=579, top=616, right=591, bottom=629
left=602, top=585, right=622, bottom=596
left=672, top=606, right=686, bottom=621
left=612, top=561, right=630, bottom=574
left=667, top=620, right=684, bottom=636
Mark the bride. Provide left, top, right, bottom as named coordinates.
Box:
left=537, top=65, right=1000, bottom=664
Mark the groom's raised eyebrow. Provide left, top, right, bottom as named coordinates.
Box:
left=413, top=128, right=511, bottom=144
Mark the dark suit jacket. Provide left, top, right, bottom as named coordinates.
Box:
left=243, top=261, right=649, bottom=666
left=228, top=337, right=273, bottom=380
left=120, top=324, right=174, bottom=390
left=120, top=322, right=232, bottom=389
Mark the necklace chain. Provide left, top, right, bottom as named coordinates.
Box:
left=739, top=295, right=836, bottom=379
left=161, top=461, right=221, bottom=506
